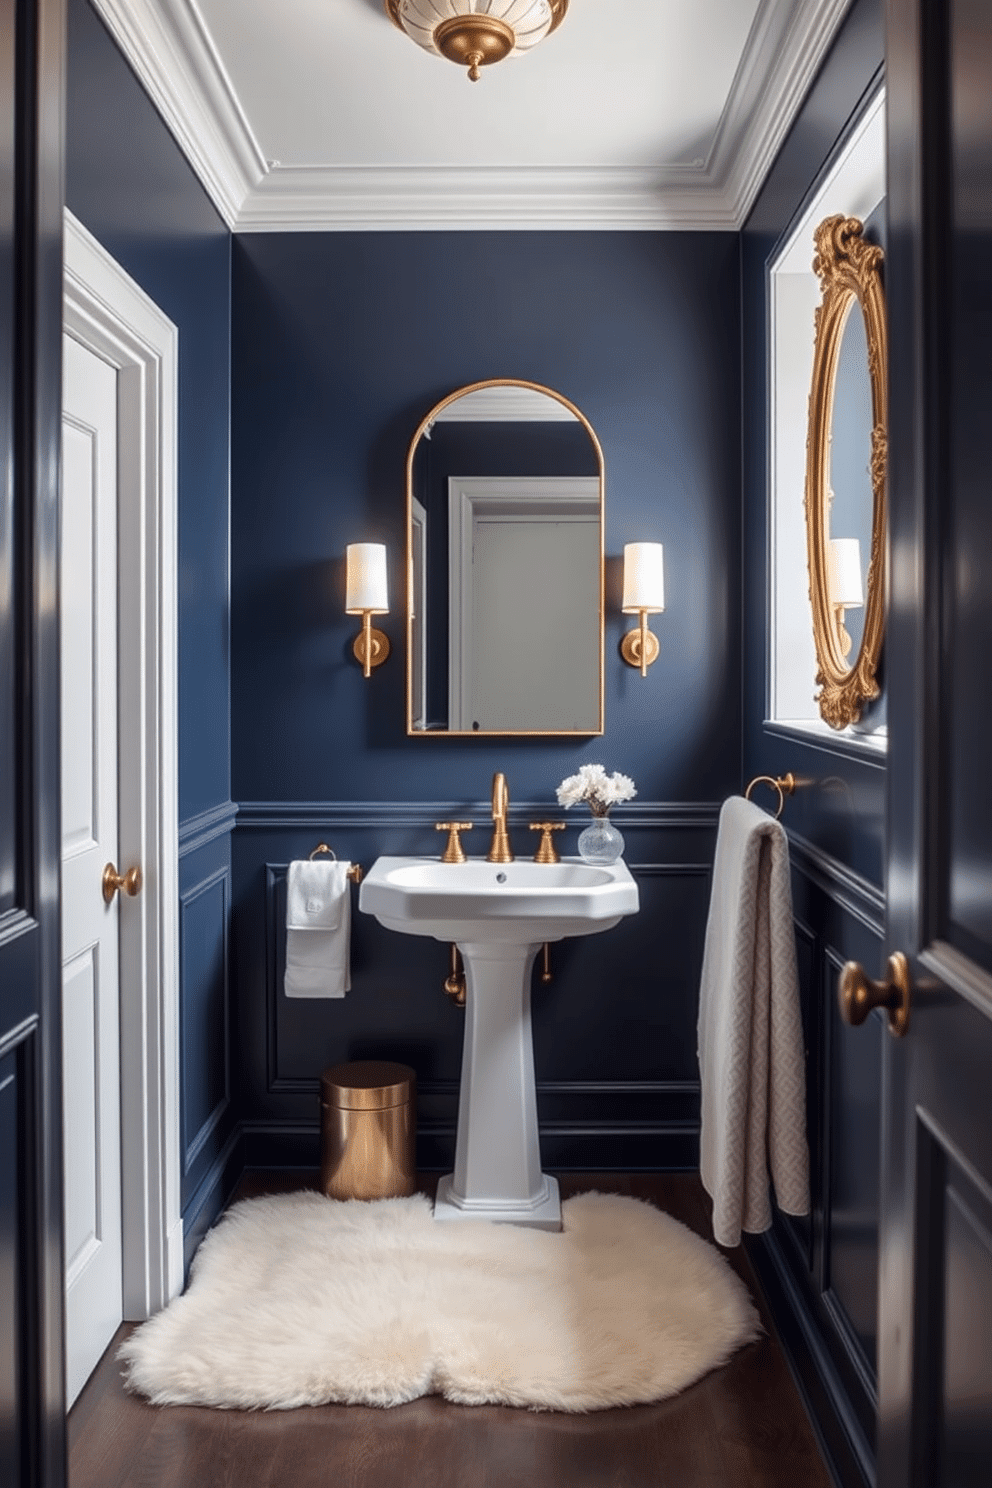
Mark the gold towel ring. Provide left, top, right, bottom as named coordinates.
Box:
left=309, top=843, right=363, bottom=884
left=744, top=773, right=796, bottom=821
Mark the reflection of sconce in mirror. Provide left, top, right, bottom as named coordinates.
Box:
left=828, top=537, right=863, bottom=658
left=620, top=542, right=665, bottom=677
left=345, top=543, right=390, bottom=679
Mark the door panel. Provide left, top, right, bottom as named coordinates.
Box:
left=60, top=331, right=122, bottom=1407
left=881, top=0, right=992, bottom=1483
left=0, top=1052, right=20, bottom=1487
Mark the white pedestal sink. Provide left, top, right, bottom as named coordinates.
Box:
left=359, top=856, right=639, bottom=1231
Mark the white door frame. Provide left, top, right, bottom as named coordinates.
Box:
left=63, top=209, right=183, bottom=1318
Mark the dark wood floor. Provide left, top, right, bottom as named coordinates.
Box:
left=68, top=1172, right=832, bottom=1488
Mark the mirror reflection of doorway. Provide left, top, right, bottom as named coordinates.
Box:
left=447, top=477, right=600, bottom=732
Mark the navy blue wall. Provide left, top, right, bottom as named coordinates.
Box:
left=66, top=0, right=236, bottom=1253
left=67, top=0, right=231, bottom=826
left=740, top=3, right=886, bottom=1485
left=230, top=230, right=741, bottom=1170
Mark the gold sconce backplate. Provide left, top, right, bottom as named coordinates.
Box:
left=620, top=625, right=659, bottom=672
left=353, top=622, right=390, bottom=674
left=804, top=214, right=888, bottom=730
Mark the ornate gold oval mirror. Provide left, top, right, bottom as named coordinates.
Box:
left=804, top=214, right=887, bottom=729
left=405, top=378, right=604, bottom=737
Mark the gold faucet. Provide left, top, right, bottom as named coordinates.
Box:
left=487, top=772, right=514, bottom=863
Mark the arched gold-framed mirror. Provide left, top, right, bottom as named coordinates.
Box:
left=804, top=214, right=887, bottom=729
left=405, top=378, right=605, bottom=737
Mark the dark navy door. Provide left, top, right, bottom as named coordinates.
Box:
left=881, top=1, right=992, bottom=1483
left=0, top=0, right=67, bottom=1484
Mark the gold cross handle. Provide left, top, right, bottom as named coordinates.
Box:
left=529, top=821, right=565, bottom=864
left=435, top=822, right=474, bottom=863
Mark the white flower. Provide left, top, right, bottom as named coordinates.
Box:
left=556, top=764, right=636, bottom=816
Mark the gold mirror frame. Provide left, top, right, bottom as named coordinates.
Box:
left=405, top=378, right=605, bottom=738
left=804, top=214, right=887, bottom=729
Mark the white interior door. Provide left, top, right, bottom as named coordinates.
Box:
left=60, top=331, right=123, bottom=1407
left=469, top=516, right=600, bottom=731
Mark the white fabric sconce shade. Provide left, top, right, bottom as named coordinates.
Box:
left=622, top=542, right=666, bottom=614
left=828, top=538, right=864, bottom=609
left=346, top=543, right=389, bottom=615
left=345, top=543, right=390, bottom=678
left=621, top=542, right=665, bottom=676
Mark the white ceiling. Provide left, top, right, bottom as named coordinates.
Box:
left=92, top=0, right=853, bottom=230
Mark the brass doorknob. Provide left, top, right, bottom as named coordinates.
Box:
left=102, top=861, right=143, bottom=905
left=838, top=951, right=910, bottom=1038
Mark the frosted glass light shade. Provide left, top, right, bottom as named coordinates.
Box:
left=346, top=543, right=389, bottom=614
left=622, top=543, right=665, bottom=614
left=828, top=538, right=864, bottom=608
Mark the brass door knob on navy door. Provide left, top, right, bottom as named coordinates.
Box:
left=838, top=951, right=910, bottom=1037
left=102, top=862, right=143, bottom=904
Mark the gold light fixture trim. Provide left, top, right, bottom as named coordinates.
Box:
left=386, top=1, right=569, bottom=82
left=804, top=214, right=887, bottom=730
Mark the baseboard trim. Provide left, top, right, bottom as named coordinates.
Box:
left=239, top=1118, right=699, bottom=1176
left=745, top=1224, right=875, bottom=1488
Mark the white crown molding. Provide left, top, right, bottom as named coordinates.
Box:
left=233, top=164, right=739, bottom=232
left=90, top=0, right=854, bottom=233
left=91, top=0, right=265, bottom=228
left=709, top=0, right=856, bottom=226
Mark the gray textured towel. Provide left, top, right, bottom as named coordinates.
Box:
left=697, top=796, right=810, bottom=1247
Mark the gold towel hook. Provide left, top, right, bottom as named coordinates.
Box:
left=744, top=772, right=796, bottom=821
left=309, top=843, right=363, bottom=884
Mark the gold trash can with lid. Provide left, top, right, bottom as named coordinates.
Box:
left=320, top=1060, right=416, bottom=1200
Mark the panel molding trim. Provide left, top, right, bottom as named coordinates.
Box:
left=64, top=210, right=184, bottom=1319
left=89, top=0, right=851, bottom=231
left=179, top=865, right=231, bottom=1172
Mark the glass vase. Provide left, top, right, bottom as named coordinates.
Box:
left=577, top=813, right=625, bottom=865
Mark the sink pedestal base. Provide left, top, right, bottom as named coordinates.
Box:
left=434, top=940, right=562, bottom=1232
left=434, top=1173, right=561, bottom=1231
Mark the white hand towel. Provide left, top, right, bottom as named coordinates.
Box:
left=284, top=859, right=351, bottom=998
left=697, top=795, right=810, bottom=1247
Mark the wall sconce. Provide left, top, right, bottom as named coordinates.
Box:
left=345, top=543, right=390, bottom=678
left=828, top=537, right=863, bottom=658
left=620, top=542, right=665, bottom=676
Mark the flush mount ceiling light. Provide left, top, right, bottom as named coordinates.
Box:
left=385, top=0, right=569, bottom=83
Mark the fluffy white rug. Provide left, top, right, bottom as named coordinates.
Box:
left=120, top=1191, right=760, bottom=1413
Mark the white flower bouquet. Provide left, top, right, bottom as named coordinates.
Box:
left=556, top=764, right=637, bottom=818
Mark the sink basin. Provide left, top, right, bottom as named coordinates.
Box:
left=359, top=852, right=639, bottom=1231
left=359, top=855, right=638, bottom=943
